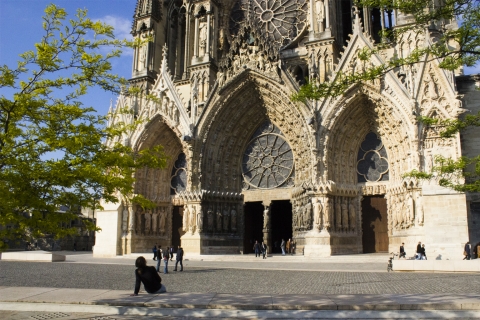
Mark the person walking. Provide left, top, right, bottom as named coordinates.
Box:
left=156, top=245, right=163, bottom=272
left=280, top=239, right=286, bottom=255
left=162, top=247, right=169, bottom=274
left=399, top=242, right=406, bottom=258
left=421, top=244, right=427, bottom=260
left=169, top=246, right=174, bottom=261
left=286, top=238, right=291, bottom=254
left=174, top=246, right=184, bottom=271
left=415, top=242, right=422, bottom=260
left=152, top=244, right=157, bottom=261
left=253, top=240, right=261, bottom=257
left=261, top=241, right=267, bottom=259
left=291, top=239, right=296, bottom=255
left=464, top=242, right=471, bottom=260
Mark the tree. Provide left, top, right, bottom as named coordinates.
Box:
left=0, top=5, right=167, bottom=250
left=292, top=0, right=480, bottom=192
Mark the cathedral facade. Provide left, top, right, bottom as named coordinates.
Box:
left=93, top=0, right=480, bottom=259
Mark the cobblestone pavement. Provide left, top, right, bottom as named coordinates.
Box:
left=1, top=261, right=480, bottom=295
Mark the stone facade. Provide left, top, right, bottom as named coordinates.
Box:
left=93, top=0, right=479, bottom=259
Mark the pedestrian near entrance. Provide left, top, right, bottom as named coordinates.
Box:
left=415, top=242, right=422, bottom=260
left=253, top=240, right=261, bottom=257
left=464, top=242, right=471, bottom=260
left=286, top=238, right=291, bottom=254
left=280, top=239, right=286, bottom=255
left=152, top=244, right=157, bottom=261
left=170, top=246, right=174, bottom=261
left=130, top=256, right=166, bottom=296
left=162, top=247, right=169, bottom=273
left=421, top=244, right=427, bottom=260
left=156, top=246, right=163, bottom=272
left=291, top=239, right=296, bottom=255
left=174, top=246, right=184, bottom=271
left=261, top=242, right=267, bottom=259
left=399, top=243, right=406, bottom=258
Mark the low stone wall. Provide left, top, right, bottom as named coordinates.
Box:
left=393, top=259, right=480, bottom=272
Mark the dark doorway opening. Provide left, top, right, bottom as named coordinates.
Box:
left=171, top=206, right=185, bottom=251
left=243, top=202, right=264, bottom=254
left=270, top=200, right=293, bottom=254
left=362, top=196, right=388, bottom=253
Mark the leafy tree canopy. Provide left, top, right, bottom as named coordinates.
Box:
left=292, top=0, right=480, bottom=192
left=0, top=5, right=167, bottom=249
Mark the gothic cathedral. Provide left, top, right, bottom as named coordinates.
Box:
left=94, top=0, right=480, bottom=259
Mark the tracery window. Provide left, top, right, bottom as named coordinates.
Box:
left=229, top=0, right=308, bottom=49
left=357, top=132, right=389, bottom=182
left=242, top=121, right=294, bottom=189
left=170, top=152, right=187, bottom=194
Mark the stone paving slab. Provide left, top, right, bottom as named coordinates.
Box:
left=2, top=286, right=480, bottom=311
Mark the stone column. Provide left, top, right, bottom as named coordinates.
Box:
left=262, top=201, right=271, bottom=254
left=325, top=0, right=330, bottom=29
left=205, top=12, right=211, bottom=57
left=193, top=15, right=199, bottom=58
left=309, top=0, right=315, bottom=37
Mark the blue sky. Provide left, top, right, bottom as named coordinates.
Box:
left=1, top=0, right=478, bottom=118
left=0, top=0, right=136, bottom=116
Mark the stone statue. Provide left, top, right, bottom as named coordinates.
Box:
left=407, top=193, right=414, bottom=226
left=223, top=205, right=230, bottom=232
left=325, top=197, right=332, bottom=230
left=341, top=198, right=348, bottom=231
left=216, top=207, right=222, bottom=231
left=207, top=207, right=214, bottom=231
left=348, top=199, right=356, bottom=231
left=199, top=17, right=207, bottom=56
left=424, top=73, right=438, bottom=99
left=257, top=54, right=265, bottom=71
left=315, top=0, right=325, bottom=32
left=416, top=197, right=424, bottom=226
left=298, top=204, right=304, bottom=229
left=263, top=206, right=270, bottom=230
left=190, top=205, right=197, bottom=233
left=335, top=198, right=342, bottom=231
left=145, top=210, right=152, bottom=234
left=152, top=208, right=158, bottom=233
left=122, top=207, right=129, bottom=232
left=217, top=69, right=225, bottom=87
left=139, top=44, right=147, bottom=70
left=230, top=206, right=237, bottom=232
left=183, top=206, right=189, bottom=232
left=304, top=200, right=312, bottom=230
left=135, top=209, right=142, bottom=234
left=314, top=198, right=323, bottom=231
left=196, top=207, right=203, bottom=233
left=159, top=207, right=166, bottom=233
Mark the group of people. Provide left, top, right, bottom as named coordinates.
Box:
left=463, top=241, right=479, bottom=260
left=253, top=240, right=268, bottom=259
left=152, top=245, right=184, bottom=273
left=280, top=238, right=296, bottom=255
left=398, top=242, right=427, bottom=260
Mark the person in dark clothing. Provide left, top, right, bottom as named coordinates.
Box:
left=156, top=246, right=163, bottom=271
left=253, top=241, right=261, bottom=257
left=152, top=245, right=157, bottom=261
left=421, top=244, right=427, bottom=260
left=399, top=243, right=406, bottom=258
left=73, top=242, right=77, bottom=252
left=261, top=242, right=267, bottom=259
left=416, top=242, right=422, bottom=260
left=174, top=247, right=184, bottom=271
left=170, top=246, right=174, bottom=261
left=464, top=242, right=471, bottom=260
left=130, top=256, right=166, bottom=296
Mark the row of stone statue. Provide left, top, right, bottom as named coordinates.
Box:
left=182, top=203, right=239, bottom=234
left=389, top=192, right=424, bottom=231
left=293, top=196, right=358, bottom=232
left=135, top=206, right=169, bottom=235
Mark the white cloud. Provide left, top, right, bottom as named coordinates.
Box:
left=96, top=15, right=134, bottom=57
left=464, top=64, right=480, bottom=76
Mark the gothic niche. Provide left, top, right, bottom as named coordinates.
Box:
left=357, top=132, right=389, bottom=182
left=242, top=121, right=295, bottom=190
left=170, top=152, right=187, bottom=194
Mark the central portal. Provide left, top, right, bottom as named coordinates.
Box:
left=362, top=196, right=388, bottom=253
left=270, top=200, right=293, bottom=253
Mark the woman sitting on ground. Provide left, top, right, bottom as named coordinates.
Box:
left=130, top=256, right=166, bottom=296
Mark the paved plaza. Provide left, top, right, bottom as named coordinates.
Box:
left=1, top=252, right=480, bottom=319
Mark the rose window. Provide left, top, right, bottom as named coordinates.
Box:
left=229, top=0, right=308, bottom=49
left=357, top=132, right=389, bottom=182
left=242, top=122, right=294, bottom=189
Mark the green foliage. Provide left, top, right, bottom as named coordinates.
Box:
left=0, top=5, right=167, bottom=250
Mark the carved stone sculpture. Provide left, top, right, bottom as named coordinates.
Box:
left=196, top=207, right=203, bottom=233
left=304, top=200, right=312, bottom=230
left=341, top=198, right=348, bottom=231
left=263, top=206, right=270, bottom=230
left=145, top=210, right=152, bottom=234
left=135, top=209, right=142, bottom=234
left=159, top=207, right=166, bottom=233
left=335, top=198, right=342, bottom=231
left=122, top=207, right=129, bottom=232
left=315, top=0, right=325, bottom=32
left=231, top=206, right=237, bottom=232
left=207, top=207, right=214, bottom=231
left=190, top=205, right=196, bottom=233
left=183, top=206, right=189, bottom=232
left=314, top=198, right=323, bottom=231
left=348, top=199, right=356, bottom=231
left=216, top=208, right=222, bottom=231
left=152, top=209, right=158, bottom=233
left=223, top=205, right=230, bottom=232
